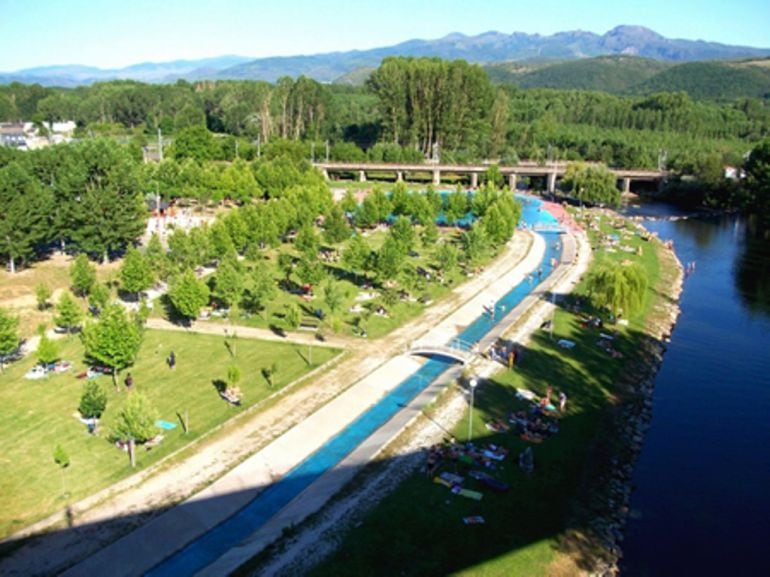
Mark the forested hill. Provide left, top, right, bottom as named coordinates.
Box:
left=485, top=56, right=673, bottom=93
left=482, top=56, right=770, bottom=100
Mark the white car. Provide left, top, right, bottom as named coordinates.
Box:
left=25, top=365, right=49, bottom=380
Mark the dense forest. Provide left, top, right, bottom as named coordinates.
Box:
left=1, top=56, right=769, bottom=218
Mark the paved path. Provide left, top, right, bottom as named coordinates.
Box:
left=60, top=232, right=544, bottom=577
left=2, top=232, right=538, bottom=577
left=202, top=231, right=591, bottom=577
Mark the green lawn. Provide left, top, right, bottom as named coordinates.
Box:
left=310, top=210, right=669, bottom=576
left=189, top=227, right=501, bottom=340
left=0, top=329, right=340, bottom=538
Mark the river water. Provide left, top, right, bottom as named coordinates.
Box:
left=620, top=207, right=770, bottom=576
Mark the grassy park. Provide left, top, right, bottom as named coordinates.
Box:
left=0, top=328, right=340, bottom=538
left=309, top=209, right=675, bottom=576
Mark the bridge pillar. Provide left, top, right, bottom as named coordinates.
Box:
left=396, top=171, right=403, bottom=183
left=622, top=177, right=631, bottom=194
left=508, top=173, right=517, bottom=191
left=432, top=168, right=441, bottom=185
left=471, top=172, right=478, bottom=188
left=547, top=172, right=557, bottom=194
left=358, top=170, right=366, bottom=183
left=321, top=168, right=329, bottom=180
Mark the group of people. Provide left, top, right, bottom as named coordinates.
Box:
left=423, top=440, right=509, bottom=477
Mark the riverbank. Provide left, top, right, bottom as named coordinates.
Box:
left=560, top=216, right=684, bottom=576
left=297, top=208, right=685, bottom=577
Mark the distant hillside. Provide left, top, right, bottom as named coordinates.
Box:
left=487, top=56, right=672, bottom=92
left=0, top=55, right=252, bottom=86
left=631, top=61, right=770, bottom=99
left=218, top=25, right=770, bottom=83
left=483, top=56, right=770, bottom=100
left=3, top=25, right=770, bottom=87
left=332, top=66, right=376, bottom=86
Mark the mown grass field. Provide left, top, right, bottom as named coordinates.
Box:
left=309, top=209, right=672, bottom=576
left=0, top=329, right=340, bottom=538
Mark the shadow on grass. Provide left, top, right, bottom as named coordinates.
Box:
left=159, top=294, right=192, bottom=327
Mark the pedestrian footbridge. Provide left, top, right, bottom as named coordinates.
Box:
left=407, top=338, right=476, bottom=365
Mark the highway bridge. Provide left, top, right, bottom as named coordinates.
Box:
left=313, top=161, right=667, bottom=194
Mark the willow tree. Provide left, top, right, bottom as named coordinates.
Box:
left=586, top=263, right=647, bottom=316
left=561, top=162, right=621, bottom=207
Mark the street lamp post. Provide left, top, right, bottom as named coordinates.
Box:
left=468, top=378, right=478, bottom=442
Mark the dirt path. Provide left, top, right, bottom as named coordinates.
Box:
left=1, top=233, right=535, bottom=577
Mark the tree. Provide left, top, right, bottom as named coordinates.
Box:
left=586, top=263, right=648, bottom=316
left=0, top=162, right=53, bottom=273
left=144, top=233, right=169, bottom=280
left=340, top=189, right=358, bottom=215
left=171, top=126, right=219, bottom=162
left=355, top=186, right=391, bottom=228
left=214, top=257, right=245, bottom=309
left=79, top=380, right=108, bottom=419
left=375, top=236, right=405, bottom=279
left=461, top=222, right=489, bottom=264
left=435, top=242, right=459, bottom=273
left=562, top=162, right=621, bottom=207
left=245, top=265, right=276, bottom=318
left=226, top=364, right=241, bottom=389
left=445, top=188, right=469, bottom=225
left=342, top=234, right=371, bottom=283
left=323, top=204, right=351, bottom=244
left=0, top=307, right=20, bottom=371
left=112, top=392, right=159, bottom=444
left=284, top=302, right=301, bottom=330
left=389, top=215, right=416, bottom=255
left=120, top=245, right=154, bottom=301
left=744, top=139, right=770, bottom=227
left=36, top=331, right=58, bottom=366
left=296, top=257, right=326, bottom=286
left=53, top=444, right=69, bottom=495
left=66, top=140, right=147, bottom=263
left=81, top=303, right=143, bottom=387
left=88, top=282, right=110, bottom=313
left=295, top=224, right=320, bottom=259
left=277, top=252, right=295, bottom=285
left=484, top=164, right=504, bottom=188
left=323, top=279, right=345, bottom=314
left=35, top=283, right=52, bottom=311
left=55, top=291, right=83, bottom=333
left=70, top=254, right=96, bottom=298
left=421, top=221, right=439, bottom=247
left=167, top=269, right=210, bottom=323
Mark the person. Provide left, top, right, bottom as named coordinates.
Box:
left=545, top=384, right=553, bottom=405
left=124, top=372, right=133, bottom=389
left=559, top=391, right=567, bottom=412
left=167, top=351, right=176, bottom=369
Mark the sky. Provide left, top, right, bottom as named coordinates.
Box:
left=0, top=0, right=769, bottom=71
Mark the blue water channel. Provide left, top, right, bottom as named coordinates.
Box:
left=147, top=195, right=562, bottom=576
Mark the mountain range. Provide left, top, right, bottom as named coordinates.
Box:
left=2, top=25, right=770, bottom=87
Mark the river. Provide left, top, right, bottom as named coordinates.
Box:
left=620, top=207, right=770, bottom=576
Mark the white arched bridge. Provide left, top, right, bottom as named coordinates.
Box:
left=407, top=338, right=477, bottom=365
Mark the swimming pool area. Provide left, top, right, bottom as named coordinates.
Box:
left=146, top=195, right=563, bottom=576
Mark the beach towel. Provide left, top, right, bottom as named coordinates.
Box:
left=155, top=420, right=177, bottom=430
left=458, top=489, right=483, bottom=501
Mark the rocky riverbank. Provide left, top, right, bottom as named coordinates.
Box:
left=565, top=228, right=684, bottom=577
